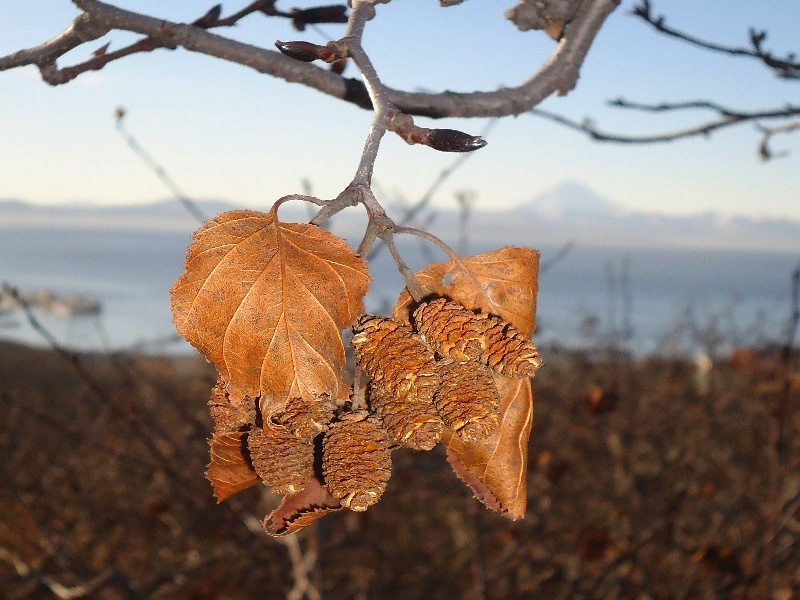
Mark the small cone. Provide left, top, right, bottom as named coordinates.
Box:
left=208, top=376, right=257, bottom=434
left=413, top=298, right=542, bottom=377
left=352, top=315, right=443, bottom=449
left=434, top=358, right=500, bottom=442
left=322, top=411, right=392, bottom=511
left=271, top=394, right=336, bottom=439
left=247, top=425, right=314, bottom=495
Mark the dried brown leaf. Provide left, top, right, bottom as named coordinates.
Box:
left=393, top=246, right=539, bottom=519
left=206, top=431, right=260, bottom=503
left=393, top=246, right=538, bottom=334
left=263, top=477, right=342, bottom=537
left=170, top=208, right=370, bottom=416
left=445, top=375, right=533, bottom=519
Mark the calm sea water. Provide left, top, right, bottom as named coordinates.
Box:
left=0, top=226, right=797, bottom=357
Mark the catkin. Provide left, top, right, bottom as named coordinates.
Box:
left=434, top=358, right=500, bottom=442
left=208, top=376, right=257, bottom=434
left=352, top=315, right=443, bottom=449
left=322, top=411, right=392, bottom=511
left=413, top=298, right=542, bottom=378
left=367, top=383, right=442, bottom=450
left=247, top=425, right=314, bottom=495
left=271, top=394, right=336, bottom=439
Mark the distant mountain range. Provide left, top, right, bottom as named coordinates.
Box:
left=440, top=181, right=800, bottom=252
left=2, top=182, right=799, bottom=252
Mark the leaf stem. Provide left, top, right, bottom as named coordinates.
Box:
left=351, top=366, right=364, bottom=411
left=379, top=231, right=427, bottom=302
left=394, top=225, right=460, bottom=261
left=272, top=193, right=334, bottom=219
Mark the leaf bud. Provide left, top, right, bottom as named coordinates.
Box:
left=275, top=40, right=326, bottom=62
left=192, top=4, right=222, bottom=28
left=291, top=6, right=349, bottom=31
left=426, top=129, right=487, bottom=153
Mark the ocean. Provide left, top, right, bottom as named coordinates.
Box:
left=0, top=224, right=797, bottom=357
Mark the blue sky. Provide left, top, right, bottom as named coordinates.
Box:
left=1, top=1, right=798, bottom=220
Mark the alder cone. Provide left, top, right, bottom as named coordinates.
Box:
left=322, top=412, right=392, bottom=511
left=434, top=358, right=500, bottom=443
left=351, top=315, right=443, bottom=450
left=247, top=425, right=314, bottom=495
left=393, top=247, right=539, bottom=519
left=368, top=383, right=442, bottom=451
left=414, top=298, right=542, bottom=378
left=270, top=394, right=336, bottom=439
left=208, top=377, right=257, bottom=434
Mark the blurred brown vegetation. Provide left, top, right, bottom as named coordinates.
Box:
left=2, top=340, right=800, bottom=599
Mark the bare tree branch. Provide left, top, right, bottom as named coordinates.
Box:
left=0, top=0, right=619, bottom=118
left=531, top=101, right=800, bottom=158
left=631, top=0, right=800, bottom=79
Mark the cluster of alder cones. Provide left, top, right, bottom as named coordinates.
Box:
left=210, top=297, right=542, bottom=517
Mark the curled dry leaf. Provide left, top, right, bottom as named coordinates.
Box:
left=393, top=246, right=539, bottom=519
left=206, top=431, right=260, bottom=503
left=170, top=208, right=371, bottom=417
left=263, top=477, right=342, bottom=537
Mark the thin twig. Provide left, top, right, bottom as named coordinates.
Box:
left=1, top=0, right=619, bottom=118
left=114, top=111, right=207, bottom=223
left=342, top=0, right=391, bottom=187
left=394, top=225, right=459, bottom=261
left=531, top=102, right=800, bottom=158
left=631, top=0, right=800, bottom=79
left=1, top=283, right=111, bottom=403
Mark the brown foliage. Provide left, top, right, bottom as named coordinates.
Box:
left=8, top=342, right=800, bottom=596
left=264, top=477, right=342, bottom=537
left=172, top=204, right=541, bottom=529
left=394, top=247, right=540, bottom=519
left=170, top=208, right=370, bottom=413
left=206, top=431, right=260, bottom=503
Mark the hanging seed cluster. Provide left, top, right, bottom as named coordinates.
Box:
left=206, top=296, right=541, bottom=522
left=322, top=411, right=393, bottom=511
left=414, top=297, right=543, bottom=377
left=351, top=315, right=443, bottom=450
left=351, top=296, right=542, bottom=452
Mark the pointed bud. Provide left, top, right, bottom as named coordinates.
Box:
left=193, top=4, right=222, bottom=28
left=426, top=129, right=487, bottom=153
left=92, top=42, right=111, bottom=57
left=275, top=40, right=325, bottom=62
left=275, top=40, right=347, bottom=64
left=291, top=6, right=348, bottom=31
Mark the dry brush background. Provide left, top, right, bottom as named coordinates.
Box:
left=2, top=340, right=800, bottom=599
